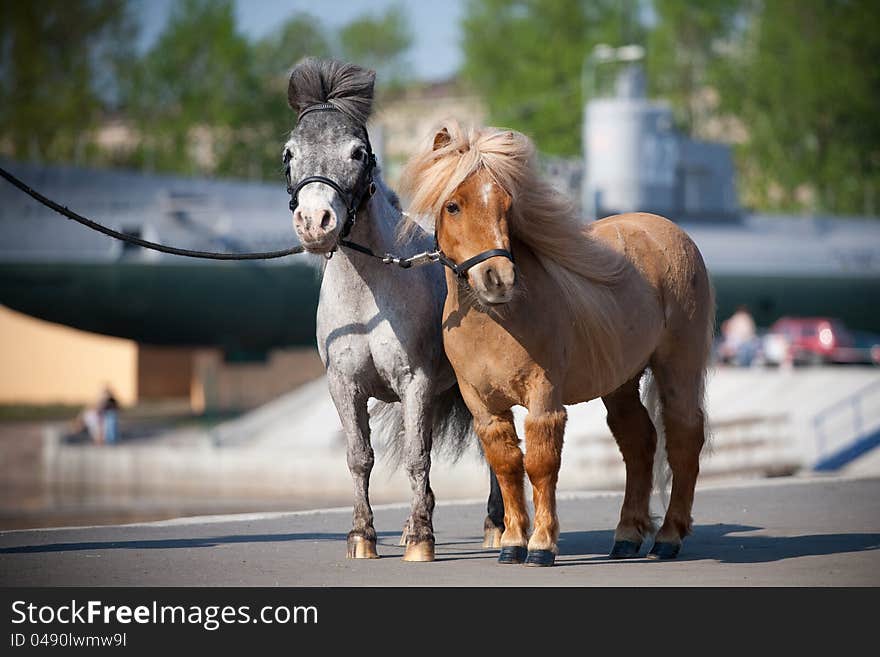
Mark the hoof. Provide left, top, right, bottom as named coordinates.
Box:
left=609, top=540, right=642, bottom=559
left=402, top=541, right=435, bottom=562
left=525, top=549, right=556, bottom=567
left=346, top=535, right=378, bottom=559
left=498, top=546, right=528, bottom=564
left=482, top=527, right=503, bottom=549
left=648, top=541, right=681, bottom=560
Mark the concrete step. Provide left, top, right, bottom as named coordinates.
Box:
left=42, top=367, right=879, bottom=503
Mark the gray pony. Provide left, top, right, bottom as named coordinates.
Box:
left=282, top=58, right=503, bottom=561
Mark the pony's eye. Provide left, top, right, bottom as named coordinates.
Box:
left=445, top=202, right=460, bottom=215
left=352, top=147, right=366, bottom=162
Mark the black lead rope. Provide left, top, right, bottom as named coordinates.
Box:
left=1, top=154, right=514, bottom=272
left=0, top=162, right=426, bottom=268
left=0, top=165, right=305, bottom=261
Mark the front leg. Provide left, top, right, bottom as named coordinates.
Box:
left=472, top=409, right=530, bottom=564
left=400, top=382, right=436, bottom=562
left=523, top=406, right=566, bottom=567
left=327, top=377, right=377, bottom=559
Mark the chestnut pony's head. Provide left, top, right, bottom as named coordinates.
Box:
left=399, top=123, right=535, bottom=306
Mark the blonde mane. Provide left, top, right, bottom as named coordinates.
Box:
left=399, top=120, right=627, bottom=385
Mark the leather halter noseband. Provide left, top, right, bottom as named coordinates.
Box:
left=285, top=103, right=377, bottom=252
left=433, top=239, right=515, bottom=279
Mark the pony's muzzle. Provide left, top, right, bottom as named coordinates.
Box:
left=292, top=204, right=339, bottom=251
left=469, top=257, right=516, bottom=305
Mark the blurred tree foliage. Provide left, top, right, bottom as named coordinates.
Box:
left=125, top=0, right=351, bottom=179
left=2, top=0, right=877, bottom=215
left=124, top=0, right=259, bottom=176
left=462, top=0, right=879, bottom=215
left=462, top=0, right=641, bottom=156
left=461, top=0, right=734, bottom=154
left=0, top=0, right=135, bottom=161
left=645, top=0, right=742, bottom=135
left=248, top=12, right=332, bottom=179
left=717, top=0, right=880, bottom=215
left=339, top=5, right=412, bottom=88
left=0, top=0, right=411, bottom=180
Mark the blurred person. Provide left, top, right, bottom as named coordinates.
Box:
left=76, top=386, right=120, bottom=445
left=78, top=406, right=102, bottom=444
left=97, top=386, right=120, bottom=445
left=721, top=305, right=758, bottom=366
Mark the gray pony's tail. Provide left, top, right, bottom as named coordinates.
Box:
left=643, top=303, right=714, bottom=513
left=370, top=384, right=475, bottom=466
left=641, top=369, right=669, bottom=509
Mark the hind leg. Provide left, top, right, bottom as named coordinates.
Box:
left=649, top=364, right=706, bottom=559
left=602, top=374, right=657, bottom=559
left=482, top=468, right=505, bottom=549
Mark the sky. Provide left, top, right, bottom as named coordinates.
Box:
left=135, top=0, right=466, bottom=81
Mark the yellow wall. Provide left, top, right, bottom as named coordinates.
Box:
left=0, top=306, right=137, bottom=406
left=191, top=348, right=325, bottom=412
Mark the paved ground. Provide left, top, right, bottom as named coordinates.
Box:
left=1, top=475, right=878, bottom=586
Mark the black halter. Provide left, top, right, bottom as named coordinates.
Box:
left=285, top=103, right=377, bottom=250
left=284, top=103, right=514, bottom=279
left=432, top=236, right=515, bottom=279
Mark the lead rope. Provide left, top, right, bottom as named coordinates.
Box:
left=1, top=164, right=510, bottom=274
left=0, top=166, right=305, bottom=261
left=0, top=165, right=440, bottom=268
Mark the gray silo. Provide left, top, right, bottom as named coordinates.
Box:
left=582, top=60, right=739, bottom=223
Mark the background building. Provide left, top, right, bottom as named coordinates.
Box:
left=372, top=79, right=486, bottom=185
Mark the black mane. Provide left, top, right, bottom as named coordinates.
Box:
left=287, top=58, right=376, bottom=125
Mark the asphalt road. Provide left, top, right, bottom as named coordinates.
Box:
left=1, top=475, right=878, bottom=586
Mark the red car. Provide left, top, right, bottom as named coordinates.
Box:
left=765, top=317, right=880, bottom=366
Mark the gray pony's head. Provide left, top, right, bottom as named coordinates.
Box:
left=283, top=58, right=376, bottom=253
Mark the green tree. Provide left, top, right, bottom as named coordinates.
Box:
left=253, top=13, right=331, bottom=82
left=718, top=0, right=880, bottom=214
left=0, top=0, right=135, bottom=162
left=461, top=0, right=641, bottom=156
left=248, top=14, right=332, bottom=178
left=125, top=2, right=411, bottom=179
left=338, top=4, right=413, bottom=87
left=646, top=0, right=744, bottom=135
left=124, top=0, right=260, bottom=176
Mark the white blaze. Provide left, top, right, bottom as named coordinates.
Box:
left=481, top=182, right=493, bottom=206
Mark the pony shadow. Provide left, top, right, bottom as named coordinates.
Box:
left=430, top=539, right=506, bottom=562
left=0, top=531, right=400, bottom=555
left=555, top=523, right=880, bottom=565
left=322, top=312, right=387, bottom=357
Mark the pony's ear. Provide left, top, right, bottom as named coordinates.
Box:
left=432, top=127, right=452, bottom=151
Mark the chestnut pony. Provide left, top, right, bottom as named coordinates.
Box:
left=400, top=121, right=715, bottom=566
